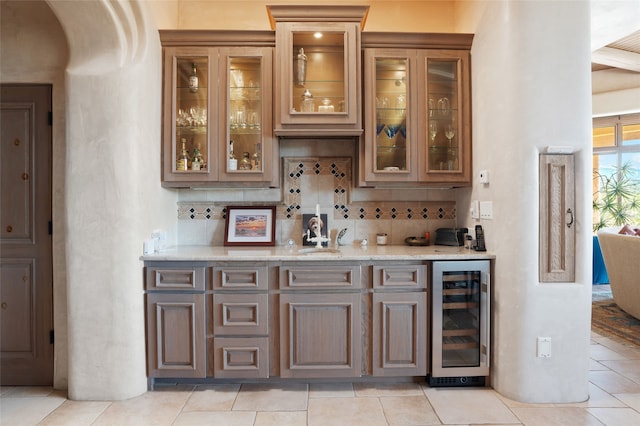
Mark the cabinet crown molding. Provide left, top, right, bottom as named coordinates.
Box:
left=266, top=5, right=370, bottom=29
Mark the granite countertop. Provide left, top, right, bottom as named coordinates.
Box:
left=140, top=244, right=495, bottom=262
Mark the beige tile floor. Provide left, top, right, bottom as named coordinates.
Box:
left=1, top=329, right=639, bottom=426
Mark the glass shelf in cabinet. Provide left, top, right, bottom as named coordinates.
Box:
left=176, top=126, right=207, bottom=135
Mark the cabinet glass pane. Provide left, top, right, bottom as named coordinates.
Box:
left=291, top=31, right=345, bottom=114
left=427, top=59, right=459, bottom=172
left=441, top=270, right=481, bottom=368
left=375, top=58, right=408, bottom=171
left=227, top=57, right=263, bottom=173
left=175, top=57, right=208, bottom=173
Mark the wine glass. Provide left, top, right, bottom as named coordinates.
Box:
left=429, top=121, right=438, bottom=145
left=445, top=123, right=455, bottom=148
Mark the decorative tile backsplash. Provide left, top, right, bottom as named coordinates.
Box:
left=177, top=156, right=457, bottom=246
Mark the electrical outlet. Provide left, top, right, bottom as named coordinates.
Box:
left=537, top=337, right=551, bottom=358
left=470, top=200, right=479, bottom=219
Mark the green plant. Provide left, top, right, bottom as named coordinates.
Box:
left=593, top=162, right=640, bottom=232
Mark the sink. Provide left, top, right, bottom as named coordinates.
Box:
left=297, top=247, right=341, bottom=254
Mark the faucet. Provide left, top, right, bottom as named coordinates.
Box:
left=336, top=228, right=348, bottom=246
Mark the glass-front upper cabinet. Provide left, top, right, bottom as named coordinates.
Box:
left=218, top=47, right=274, bottom=183
left=161, top=40, right=277, bottom=188
left=162, top=47, right=215, bottom=185
left=268, top=5, right=368, bottom=136
left=418, top=50, right=471, bottom=185
left=362, top=49, right=417, bottom=183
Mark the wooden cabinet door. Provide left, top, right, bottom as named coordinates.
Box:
left=146, top=293, right=206, bottom=378
left=269, top=5, right=368, bottom=136
left=373, top=292, right=427, bottom=376
left=417, top=50, right=472, bottom=186
left=362, top=48, right=418, bottom=184
left=162, top=46, right=218, bottom=186
left=218, top=47, right=277, bottom=185
left=280, top=293, right=361, bottom=378
left=539, top=154, right=575, bottom=282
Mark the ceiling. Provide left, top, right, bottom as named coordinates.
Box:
left=590, top=1, right=640, bottom=73
left=592, top=29, right=640, bottom=72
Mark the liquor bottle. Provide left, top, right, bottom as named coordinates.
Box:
left=191, top=147, right=201, bottom=171
left=251, top=143, right=261, bottom=170
left=195, top=143, right=206, bottom=170
left=176, top=138, right=190, bottom=171
left=228, top=140, right=238, bottom=171
left=188, top=63, right=198, bottom=93
left=239, top=152, right=252, bottom=170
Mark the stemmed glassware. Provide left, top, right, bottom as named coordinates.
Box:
left=445, top=122, right=456, bottom=170
left=445, top=123, right=455, bottom=149
left=429, top=121, right=438, bottom=147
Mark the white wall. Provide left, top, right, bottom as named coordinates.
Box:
left=45, top=0, right=177, bottom=399
left=468, top=0, right=592, bottom=402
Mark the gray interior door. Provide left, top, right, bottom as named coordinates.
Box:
left=0, top=84, right=53, bottom=385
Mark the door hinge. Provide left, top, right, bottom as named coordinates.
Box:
left=50, top=330, right=54, bottom=344
left=48, top=111, right=53, bottom=126
left=48, top=221, right=53, bottom=235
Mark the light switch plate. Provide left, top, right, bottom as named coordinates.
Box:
left=480, top=201, right=493, bottom=219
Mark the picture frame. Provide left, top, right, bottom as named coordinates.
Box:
left=224, top=206, right=276, bottom=246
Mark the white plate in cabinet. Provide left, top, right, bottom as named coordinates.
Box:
left=213, top=337, right=269, bottom=378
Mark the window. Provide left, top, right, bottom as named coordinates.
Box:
left=592, top=113, right=640, bottom=231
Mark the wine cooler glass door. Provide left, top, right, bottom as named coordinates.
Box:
left=432, top=261, right=490, bottom=378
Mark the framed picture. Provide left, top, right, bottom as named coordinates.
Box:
left=224, top=206, right=276, bottom=246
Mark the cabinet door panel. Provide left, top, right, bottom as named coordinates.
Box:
left=373, top=292, right=427, bottom=376
left=162, top=47, right=217, bottom=185
left=539, top=154, right=575, bottom=282
left=146, top=293, right=206, bottom=378
left=417, top=50, right=471, bottom=185
left=280, top=293, right=361, bottom=378
left=362, top=49, right=417, bottom=183
left=218, top=47, right=276, bottom=184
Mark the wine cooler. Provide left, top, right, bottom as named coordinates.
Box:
left=430, top=260, right=490, bottom=387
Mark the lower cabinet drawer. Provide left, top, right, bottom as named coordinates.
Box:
left=213, top=337, right=269, bottom=378
left=213, top=293, right=269, bottom=335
